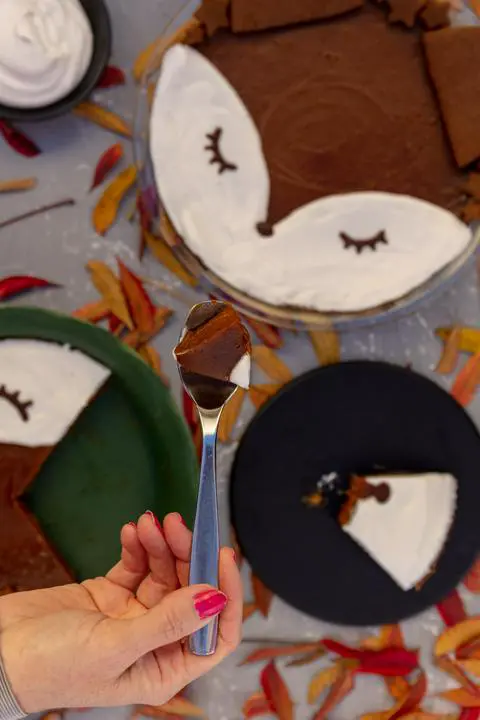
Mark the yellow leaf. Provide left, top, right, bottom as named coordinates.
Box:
left=436, top=327, right=480, bottom=356
left=439, top=687, right=480, bottom=707
left=0, top=177, right=37, bottom=193
left=138, top=345, right=170, bottom=386
left=435, top=327, right=461, bottom=374
left=219, top=388, right=246, bottom=443
left=73, top=102, right=132, bottom=138
left=249, top=383, right=282, bottom=410
left=308, top=663, right=344, bottom=704
left=459, top=659, right=480, bottom=677
left=309, top=328, right=340, bottom=366
left=435, top=617, right=480, bottom=657
left=86, top=260, right=133, bottom=329
left=92, top=166, right=137, bottom=236
left=133, top=17, right=205, bottom=82
left=144, top=230, right=197, bottom=287
left=252, top=346, right=293, bottom=383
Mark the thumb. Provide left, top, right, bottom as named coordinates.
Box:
left=120, top=585, right=228, bottom=661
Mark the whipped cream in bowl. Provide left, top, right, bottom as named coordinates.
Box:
left=0, top=0, right=111, bottom=120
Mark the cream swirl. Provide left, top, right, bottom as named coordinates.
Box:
left=0, top=0, right=93, bottom=108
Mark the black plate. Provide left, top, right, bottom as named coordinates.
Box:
left=231, top=361, right=480, bottom=626
left=0, top=0, right=111, bottom=122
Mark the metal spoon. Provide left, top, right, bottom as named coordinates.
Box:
left=175, top=302, right=250, bottom=656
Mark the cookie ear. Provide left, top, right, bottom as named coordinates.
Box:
left=150, top=45, right=270, bottom=259
left=230, top=0, right=363, bottom=33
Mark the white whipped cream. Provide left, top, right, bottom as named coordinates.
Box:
left=344, top=473, right=457, bottom=591
left=0, top=0, right=93, bottom=108
left=150, top=46, right=472, bottom=313
left=229, top=353, right=251, bottom=389
left=0, top=340, right=110, bottom=447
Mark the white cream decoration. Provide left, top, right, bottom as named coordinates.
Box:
left=0, top=0, right=93, bottom=108
left=343, top=473, right=457, bottom=591
left=150, top=46, right=473, bottom=313
left=229, top=353, right=251, bottom=389
left=0, top=340, right=110, bottom=447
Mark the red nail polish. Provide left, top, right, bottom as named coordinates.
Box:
left=127, top=522, right=136, bottom=528
left=231, top=549, right=237, bottom=563
left=194, top=590, right=228, bottom=619
left=146, top=510, right=162, bottom=533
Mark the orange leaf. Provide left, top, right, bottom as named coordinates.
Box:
left=361, top=672, right=427, bottom=720
left=218, top=388, right=246, bottom=443
left=243, top=602, right=257, bottom=622
left=362, top=625, right=404, bottom=651
left=313, top=667, right=356, bottom=720
left=0, top=177, right=37, bottom=193
left=252, top=346, right=293, bottom=384
left=86, top=260, right=133, bottom=329
left=385, top=677, right=411, bottom=701
left=72, top=299, right=110, bottom=323
left=464, top=557, right=480, bottom=594
left=260, top=661, right=293, bottom=720
left=435, top=618, right=480, bottom=657
left=118, top=259, right=156, bottom=334
left=308, top=661, right=355, bottom=704
left=286, top=647, right=326, bottom=667
left=242, top=642, right=323, bottom=666
left=122, top=308, right=172, bottom=349
left=309, top=328, right=341, bottom=366
left=138, top=345, right=169, bottom=386
left=435, top=656, right=479, bottom=694
left=242, top=691, right=272, bottom=719
left=458, top=638, right=480, bottom=660
left=436, top=327, right=461, bottom=374
left=73, top=102, right=132, bottom=138
left=451, top=352, right=480, bottom=406
left=471, top=0, right=480, bottom=18
left=136, top=697, right=205, bottom=718
left=249, top=383, right=282, bottom=410
left=459, top=659, right=480, bottom=678
left=439, top=688, right=480, bottom=707
left=245, top=318, right=283, bottom=349
left=92, top=166, right=137, bottom=235
left=144, top=230, right=198, bottom=288
left=252, top=574, right=273, bottom=618
left=133, top=17, right=204, bottom=82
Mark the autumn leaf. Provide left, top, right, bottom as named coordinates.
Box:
left=243, top=603, right=257, bottom=622
left=242, top=692, right=272, bottom=719
left=451, top=351, right=480, bottom=406
left=252, top=346, right=293, bottom=383
left=118, top=259, right=157, bottom=334
left=38, top=714, right=63, bottom=720
left=437, top=328, right=480, bottom=356
left=0, top=177, right=37, bottom=193
left=0, top=275, right=59, bottom=301
left=401, top=715, right=457, bottom=720
left=144, top=230, right=198, bottom=287
left=435, top=656, right=479, bottom=694
left=218, top=388, right=246, bottom=443
left=439, top=688, right=480, bottom=707
left=470, top=0, right=480, bottom=18
left=436, top=327, right=461, bottom=374
left=0, top=120, right=41, bottom=157
left=459, top=659, right=480, bottom=678
left=90, top=143, right=124, bottom=191
left=308, top=661, right=356, bottom=704
left=92, top=166, right=137, bottom=235
left=245, top=318, right=283, bottom=349
left=252, top=574, right=273, bottom=618
left=133, top=17, right=204, bottom=82
left=72, top=299, right=110, bottom=323
left=362, top=625, right=404, bottom=650
left=464, top=557, right=480, bottom=594
left=96, top=65, right=126, bottom=88
left=458, top=638, right=480, bottom=660
left=309, top=328, right=341, bottom=366
left=437, top=589, right=468, bottom=627
left=260, top=662, right=293, bottom=720
left=138, top=345, right=169, bottom=386
left=249, top=384, right=282, bottom=410
left=361, top=672, right=427, bottom=720
left=136, top=696, right=205, bottom=717
left=86, top=260, right=133, bottom=329
left=242, top=642, right=323, bottom=667
left=73, top=102, right=132, bottom=138
left=435, top=617, right=480, bottom=657
left=286, top=647, right=326, bottom=667
left=386, top=677, right=411, bottom=701
left=313, top=667, right=356, bottom=720
left=122, top=308, right=172, bottom=349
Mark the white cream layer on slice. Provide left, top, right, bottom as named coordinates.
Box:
left=150, top=45, right=472, bottom=313
left=0, top=339, right=111, bottom=447
left=343, top=473, right=457, bottom=591
left=229, top=353, right=251, bottom=389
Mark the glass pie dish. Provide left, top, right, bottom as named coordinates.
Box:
left=133, top=5, right=480, bottom=331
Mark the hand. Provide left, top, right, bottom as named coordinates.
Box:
left=0, top=512, right=242, bottom=713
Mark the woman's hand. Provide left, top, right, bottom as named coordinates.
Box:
left=0, top=512, right=242, bottom=713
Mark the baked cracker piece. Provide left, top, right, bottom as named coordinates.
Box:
left=230, top=0, right=363, bottom=33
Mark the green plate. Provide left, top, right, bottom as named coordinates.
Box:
left=0, top=307, right=197, bottom=581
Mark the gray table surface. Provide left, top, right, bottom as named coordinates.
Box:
left=1, top=0, right=480, bottom=718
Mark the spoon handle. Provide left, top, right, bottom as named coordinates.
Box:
left=189, top=412, right=220, bottom=656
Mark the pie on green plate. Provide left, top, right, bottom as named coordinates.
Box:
left=0, top=307, right=197, bottom=589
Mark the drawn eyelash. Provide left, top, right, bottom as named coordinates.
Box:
left=205, top=128, right=238, bottom=175
left=0, top=385, right=33, bottom=422
left=340, top=230, right=389, bottom=254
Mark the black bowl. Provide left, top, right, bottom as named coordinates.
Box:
left=0, top=0, right=111, bottom=123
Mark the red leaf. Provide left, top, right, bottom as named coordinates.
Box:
left=387, top=672, right=427, bottom=720
left=0, top=120, right=41, bottom=158
left=460, top=710, right=480, bottom=720
left=245, top=317, right=283, bottom=349
left=0, top=275, right=58, bottom=301
left=108, top=313, right=123, bottom=334
left=451, top=351, right=480, bottom=406
left=96, top=65, right=126, bottom=88
left=437, top=589, right=468, bottom=627
left=322, top=639, right=362, bottom=659
left=241, top=642, right=323, bottom=665
left=242, top=692, right=273, bottom=719
left=260, top=662, right=293, bottom=720
left=90, top=143, right=124, bottom=191
left=117, top=259, right=156, bottom=333
left=464, top=557, right=480, bottom=594
left=313, top=668, right=356, bottom=720
left=322, top=639, right=418, bottom=676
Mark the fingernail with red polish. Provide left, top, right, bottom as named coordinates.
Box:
left=127, top=522, right=136, bottom=529
left=231, top=549, right=237, bottom=563
left=146, top=510, right=163, bottom=533
left=194, top=590, right=228, bottom=619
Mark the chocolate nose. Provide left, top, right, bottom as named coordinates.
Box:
left=256, top=221, right=275, bottom=237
